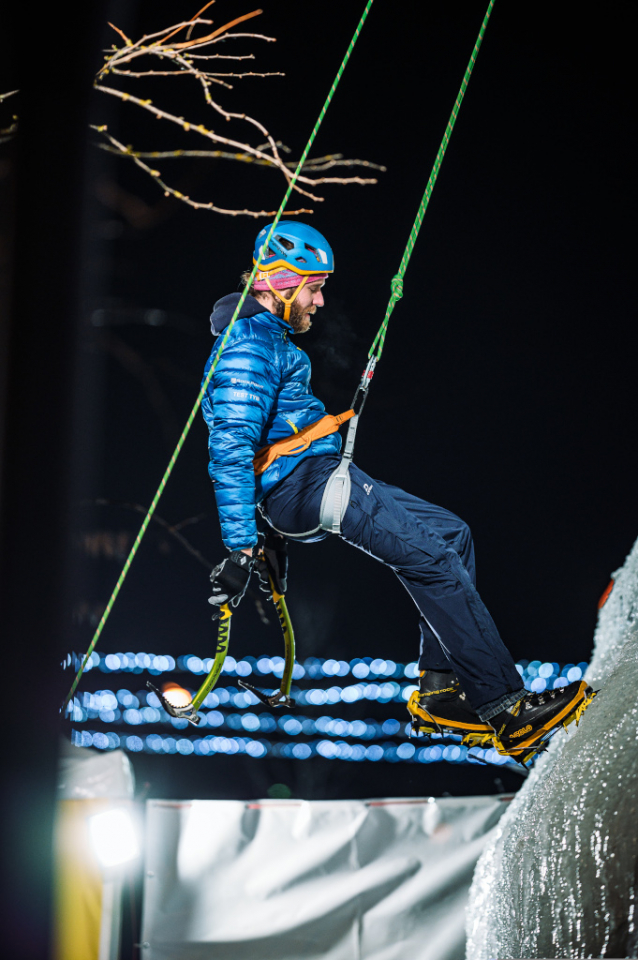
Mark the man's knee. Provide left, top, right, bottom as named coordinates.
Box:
left=459, top=519, right=472, bottom=547
left=452, top=519, right=476, bottom=584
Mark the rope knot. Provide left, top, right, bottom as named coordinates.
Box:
left=390, top=275, right=404, bottom=301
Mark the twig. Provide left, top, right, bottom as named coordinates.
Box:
left=89, top=3, right=382, bottom=218
left=164, top=10, right=264, bottom=51
left=160, top=0, right=217, bottom=46
left=97, top=144, right=382, bottom=179
left=182, top=37, right=277, bottom=53
left=88, top=499, right=270, bottom=624
left=91, top=499, right=215, bottom=570
left=186, top=2, right=218, bottom=41
left=92, top=90, right=299, bottom=185
left=92, top=127, right=311, bottom=217
left=108, top=68, right=282, bottom=79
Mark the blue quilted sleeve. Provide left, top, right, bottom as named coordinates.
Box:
left=202, top=325, right=279, bottom=550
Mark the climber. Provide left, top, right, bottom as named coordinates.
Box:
left=202, top=221, right=595, bottom=762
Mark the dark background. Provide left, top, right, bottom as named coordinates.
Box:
left=1, top=1, right=635, bottom=952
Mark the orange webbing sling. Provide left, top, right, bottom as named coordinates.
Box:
left=253, top=410, right=354, bottom=476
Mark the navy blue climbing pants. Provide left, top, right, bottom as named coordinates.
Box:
left=262, top=454, right=524, bottom=714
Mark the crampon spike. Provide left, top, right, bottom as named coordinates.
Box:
left=147, top=681, right=201, bottom=726
left=237, top=679, right=295, bottom=709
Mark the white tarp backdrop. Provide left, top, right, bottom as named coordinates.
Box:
left=141, top=794, right=510, bottom=960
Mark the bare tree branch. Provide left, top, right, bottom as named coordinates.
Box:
left=2, top=5, right=383, bottom=213
left=92, top=126, right=311, bottom=217
left=90, top=2, right=382, bottom=217
left=92, top=499, right=215, bottom=570
left=87, top=498, right=271, bottom=624
left=96, top=146, right=386, bottom=176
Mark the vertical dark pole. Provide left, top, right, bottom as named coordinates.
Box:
left=0, top=6, right=106, bottom=956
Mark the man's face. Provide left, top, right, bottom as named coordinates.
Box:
left=287, top=281, right=325, bottom=334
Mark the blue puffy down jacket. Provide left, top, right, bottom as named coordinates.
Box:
left=202, top=293, right=342, bottom=550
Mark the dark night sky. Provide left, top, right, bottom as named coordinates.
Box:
left=14, top=0, right=632, bottom=798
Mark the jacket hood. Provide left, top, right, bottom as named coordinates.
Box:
left=210, top=292, right=278, bottom=336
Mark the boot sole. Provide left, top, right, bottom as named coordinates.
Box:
left=494, top=682, right=597, bottom=763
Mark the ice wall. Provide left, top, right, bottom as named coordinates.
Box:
left=466, top=536, right=638, bottom=960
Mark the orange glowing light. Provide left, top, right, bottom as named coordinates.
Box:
left=162, top=682, right=192, bottom=708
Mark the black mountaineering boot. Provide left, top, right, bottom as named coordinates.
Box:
left=407, top=670, right=494, bottom=748
left=490, top=680, right=597, bottom=765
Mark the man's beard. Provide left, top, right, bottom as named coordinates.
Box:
left=271, top=289, right=314, bottom=333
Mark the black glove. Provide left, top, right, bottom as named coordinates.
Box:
left=255, top=530, right=288, bottom=597
left=208, top=550, right=255, bottom=619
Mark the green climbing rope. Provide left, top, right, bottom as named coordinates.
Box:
left=62, top=0, right=375, bottom=715
left=369, top=0, right=495, bottom=362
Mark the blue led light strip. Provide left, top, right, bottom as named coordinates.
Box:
left=71, top=727, right=516, bottom=769
left=66, top=655, right=589, bottom=768
left=69, top=694, right=415, bottom=739
left=70, top=681, right=417, bottom=716
left=65, top=651, right=590, bottom=695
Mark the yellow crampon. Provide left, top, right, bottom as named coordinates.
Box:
left=406, top=690, right=495, bottom=749
left=493, top=687, right=598, bottom=767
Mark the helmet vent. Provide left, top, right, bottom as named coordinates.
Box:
left=275, top=235, right=295, bottom=251
left=304, top=243, right=322, bottom=263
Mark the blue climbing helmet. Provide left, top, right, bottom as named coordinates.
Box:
left=253, top=221, right=334, bottom=275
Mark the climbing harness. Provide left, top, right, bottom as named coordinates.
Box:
left=253, top=410, right=354, bottom=476
left=62, top=0, right=374, bottom=716
left=148, top=552, right=296, bottom=726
